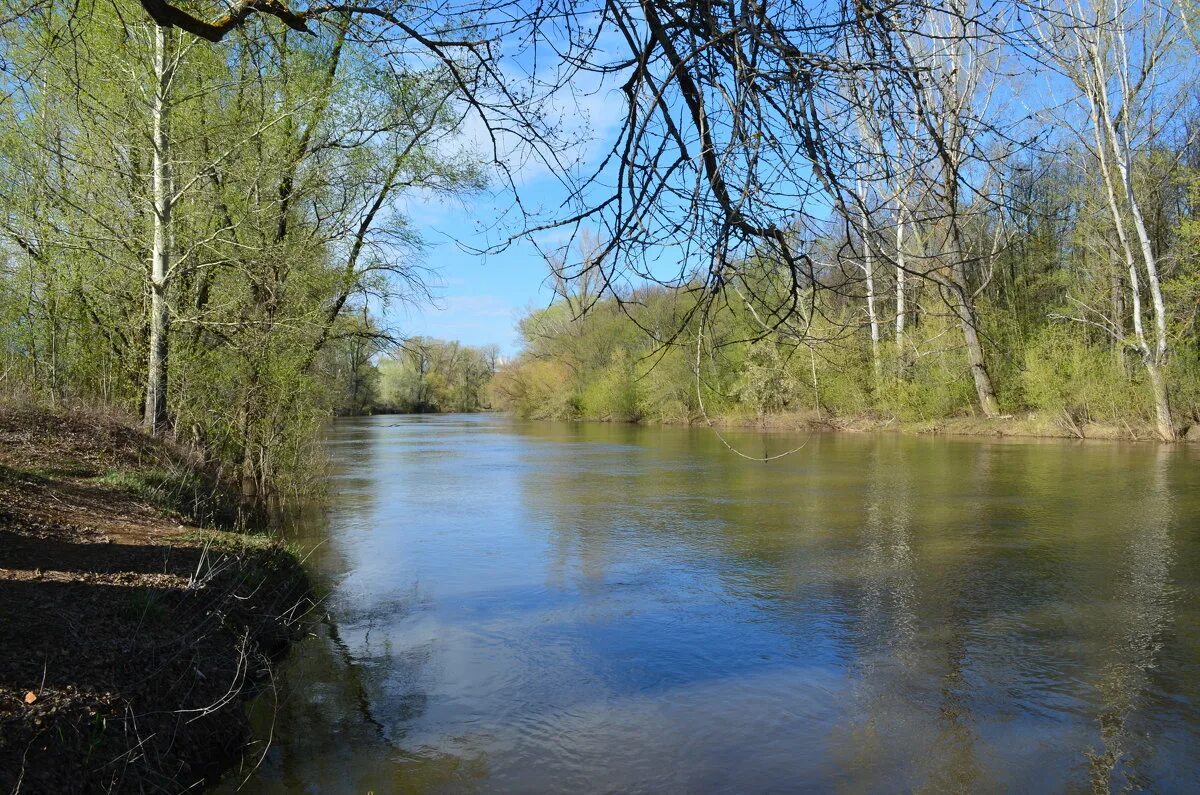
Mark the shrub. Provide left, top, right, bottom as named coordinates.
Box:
left=1020, top=327, right=1148, bottom=424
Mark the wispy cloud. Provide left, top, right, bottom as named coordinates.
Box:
left=389, top=293, right=522, bottom=353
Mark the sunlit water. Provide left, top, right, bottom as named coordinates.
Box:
left=220, top=414, right=1200, bottom=793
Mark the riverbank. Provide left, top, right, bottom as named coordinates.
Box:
left=0, top=406, right=313, bottom=792
left=647, top=410, right=1200, bottom=443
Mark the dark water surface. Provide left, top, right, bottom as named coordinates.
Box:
left=221, top=415, right=1200, bottom=793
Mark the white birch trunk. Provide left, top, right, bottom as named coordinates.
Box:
left=144, top=24, right=173, bottom=434
left=864, top=227, right=880, bottom=380
left=856, top=181, right=881, bottom=380
left=895, top=207, right=906, bottom=350
left=1072, top=12, right=1176, bottom=441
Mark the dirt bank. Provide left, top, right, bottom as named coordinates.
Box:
left=0, top=407, right=313, bottom=793
left=656, top=409, right=1200, bottom=443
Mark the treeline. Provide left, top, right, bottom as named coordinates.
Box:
left=492, top=154, right=1200, bottom=438
left=490, top=2, right=1200, bottom=442
left=328, top=337, right=499, bottom=415
left=0, top=11, right=482, bottom=505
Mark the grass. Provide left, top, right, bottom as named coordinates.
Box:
left=97, top=467, right=188, bottom=505
left=95, top=465, right=242, bottom=529
left=182, top=527, right=302, bottom=556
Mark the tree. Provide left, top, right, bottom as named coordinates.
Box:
left=377, top=337, right=496, bottom=413
left=0, top=5, right=486, bottom=502
left=1030, top=0, right=1188, bottom=440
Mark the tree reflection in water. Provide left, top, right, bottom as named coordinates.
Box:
left=222, top=416, right=1200, bottom=792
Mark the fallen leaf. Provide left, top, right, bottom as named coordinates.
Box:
left=24, top=691, right=37, bottom=704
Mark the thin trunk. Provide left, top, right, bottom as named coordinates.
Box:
left=1107, top=39, right=1169, bottom=367
left=856, top=181, right=880, bottom=380
left=144, top=23, right=173, bottom=435
left=1111, top=122, right=1175, bottom=440
left=864, top=234, right=880, bottom=379
left=946, top=215, right=1001, bottom=417
left=237, top=387, right=258, bottom=506
left=895, top=207, right=907, bottom=351
left=1110, top=266, right=1126, bottom=374
left=951, top=276, right=1000, bottom=418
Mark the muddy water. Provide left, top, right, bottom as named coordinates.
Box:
left=219, top=414, right=1200, bottom=793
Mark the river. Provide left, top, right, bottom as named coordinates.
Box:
left=220, top=414, right=1200, bottom=792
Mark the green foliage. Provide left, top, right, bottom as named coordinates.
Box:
left=0, top=10, right=485, bottom=504
left=495, top=270, right=1198, bottom=432
left=636, top=344, right=699, bottom=422
left=489, top=358, right=579, bottom=419
left=377, top=338, right=498, bottom=413
left=879, top=346, right=976, bottom=421
left=579, top=349, right=641, bottom=420
left=1020, top=327, right=1149, bottom=425
left=736, top=343, right=805, bottom=415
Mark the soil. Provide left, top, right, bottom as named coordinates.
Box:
left=0, top=407, right=312, bottom=793
left=659, top=409, right=1200, bottom=443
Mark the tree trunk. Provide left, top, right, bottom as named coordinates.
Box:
left=237, top=393, right=258, bottom=507
left=951, top=273, right=1000, bottom=418
left=895, top=209, right=906, bottom=353
left=856, top=182, right=880, bottom=380
left=1111, top=124, right=1175, bottom=440
left=1145, top=361, right=1175, bottom=442
left=1110, top=267, right=1126, bottom=375
left=144, top=23, right=173, bottom=435
left=945, top=214, right=1000, bottom=417
left=864, top=236, right=880, bottom=380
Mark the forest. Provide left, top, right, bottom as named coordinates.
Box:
left=350, top=337, right=500, bottom=414
left=492, top=155, right=1200, bottom=437
left=2, top=0, right=1200, bottom=515
left=0, top=7, right=486, bottom=505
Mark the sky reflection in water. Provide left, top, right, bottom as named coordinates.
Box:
left=221, top=415, right=1200, bottom=794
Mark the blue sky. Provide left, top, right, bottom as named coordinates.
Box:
left=388, top=199, right=552, bottom=356
left=381, top=35, right=632, bottom=357
left=378, top=19, right=649, bottom=357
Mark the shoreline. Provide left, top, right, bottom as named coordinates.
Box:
left=360, top=409, right=1200, bottom=444
left=662, top=410, right=1200, bottom=444
left=0, top=407, right=313, bottom=792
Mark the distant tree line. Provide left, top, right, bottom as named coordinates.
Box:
left=328, top=337, right=499, bottom=415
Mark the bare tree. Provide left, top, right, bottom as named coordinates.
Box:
left=896, top=2, right=1009, bottom=417
left=1029, top=0, right=1187, bottom=440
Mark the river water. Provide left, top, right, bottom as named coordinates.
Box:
left=221, top=414, right=1200, bottom=793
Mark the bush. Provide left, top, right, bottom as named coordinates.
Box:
left=877, top=348, right=976, bottom=421
left=1020, top=327, right=1148, bottom=424
left=736, top=342, right=805, bottom=415
left=488, top=359, right=578, bottom=419
left=578, top=349, right=641, bottom=420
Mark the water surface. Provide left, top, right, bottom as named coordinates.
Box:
left=223, top=415, right=1200, bottom=793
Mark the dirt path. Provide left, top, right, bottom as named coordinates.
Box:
left=0, top=408, right=311, bottom=793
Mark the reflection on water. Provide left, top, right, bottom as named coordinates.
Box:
left=218, top=415, right=1200, bottom=793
